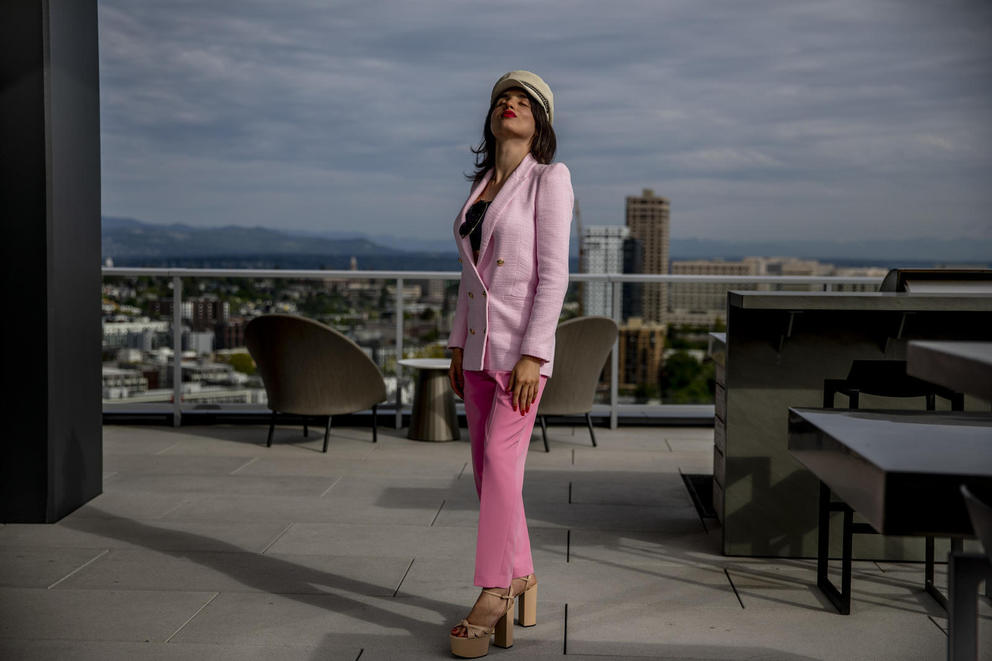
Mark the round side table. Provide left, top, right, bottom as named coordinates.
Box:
left=398, top=358, right=461, bottom=442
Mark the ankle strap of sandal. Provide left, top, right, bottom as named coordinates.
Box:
left=510, top=574, right=534, bottom=596
left=457, top=618, right=493, bottom=638
left=481, top=588, right=515, bottom=601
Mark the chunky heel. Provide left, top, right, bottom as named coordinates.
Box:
left=493, top=608, right=513, bottom=648
left=517, top=582, right=537, bottom=627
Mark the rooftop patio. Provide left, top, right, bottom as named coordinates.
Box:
left=2, top=422, right=986, bottom=660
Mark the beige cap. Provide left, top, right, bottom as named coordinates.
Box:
left=490, top=70, right=555, bottom=125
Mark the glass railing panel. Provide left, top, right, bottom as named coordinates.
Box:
left=101, top=273, right=181, bottom=414
left=100, top=268, right=883, bottom=423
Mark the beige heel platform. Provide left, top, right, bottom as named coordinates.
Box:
left=449, top=588, right=515, bottom=658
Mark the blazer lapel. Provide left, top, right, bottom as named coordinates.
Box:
left=478, top=153, right=536, bottom=261
left=453, top=170, right=494, bottom=278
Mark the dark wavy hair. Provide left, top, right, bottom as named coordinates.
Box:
left=467, top=89, right=557, bottom=184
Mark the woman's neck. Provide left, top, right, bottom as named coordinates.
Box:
left=491, top=139, right=531, bottom=187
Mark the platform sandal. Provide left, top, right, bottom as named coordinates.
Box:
left=449, top=588, right=515, bottom=658
left=514, top=574, right=538, bottom=627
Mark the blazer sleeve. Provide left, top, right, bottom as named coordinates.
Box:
left=447, top=272, right=469, bottom=350
left=519, top=162, right=573, bottom=362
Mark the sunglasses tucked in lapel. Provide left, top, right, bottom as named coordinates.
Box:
left=452, top=153, right=538, bottom=272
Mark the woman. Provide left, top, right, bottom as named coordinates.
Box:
left=446, top=70, right=573, bottom=658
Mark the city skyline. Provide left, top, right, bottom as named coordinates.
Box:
left=99, top=1, right=992, bottom=244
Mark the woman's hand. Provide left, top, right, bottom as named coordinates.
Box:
left=448, top=348, right=465, bottom=399
left=508, top=355, right=542, bottom=415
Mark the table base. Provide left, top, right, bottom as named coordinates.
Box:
left=407, top=368, right=460, bottom=442
left=816, top=481, right=962, bottom=615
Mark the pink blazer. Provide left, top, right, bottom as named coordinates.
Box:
left=447, top=153, right=573, bottom=378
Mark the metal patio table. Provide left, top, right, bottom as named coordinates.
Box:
left=907, top=341, right=992, bottom=404
left=907, top=340, right=992, bottom=660
left=787, top=408, right=992, bottom=619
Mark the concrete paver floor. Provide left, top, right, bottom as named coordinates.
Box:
left=0, top=422, right=988, bottom=660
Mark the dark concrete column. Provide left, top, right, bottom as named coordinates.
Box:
left=1, top=0, right=102, bottom=522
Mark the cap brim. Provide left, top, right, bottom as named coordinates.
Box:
left=492, top=79, right=527, bottom=99
left=491, top=79, right=552, bottom=122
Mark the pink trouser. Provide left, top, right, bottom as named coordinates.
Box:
left=462, top=368, right=548, bottom=588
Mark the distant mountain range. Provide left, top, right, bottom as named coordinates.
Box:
left=102, top=216, right=990, bottom=268
left=102, top=216, right=403, bottom=258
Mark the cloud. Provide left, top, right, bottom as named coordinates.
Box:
left=663, top=148, right=785, bottom=172
left=98, top=0, right=992, bottom=243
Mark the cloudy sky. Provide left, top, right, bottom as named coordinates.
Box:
left=98, top=0, right=992, bottom=244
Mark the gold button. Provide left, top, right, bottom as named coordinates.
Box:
left=469, top=328, right=476, bottom=335
left=468, top=291, right=474, bottom=299
left=497, top=259, right=505, bottom=266
left=458, top=257, right=462, bottom=263
left=482, top=290, right=487, bottom=297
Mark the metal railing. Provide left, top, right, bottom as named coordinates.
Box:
left=101, top=267, right=882, bottom=428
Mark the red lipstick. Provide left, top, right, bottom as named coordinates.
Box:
left=502, top=110, right=516, bottom=118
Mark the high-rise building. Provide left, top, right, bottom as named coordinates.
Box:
left=625, top=189, right=670, bottom=323
left=751, top=257, right=828, bottom=291
left=622, top=236, right=644, bottom=320
left=666, top=257, right=883, bottom=326
left=150, top=297, right=229, bottom=331
left=617, top=317, right=667, bottom=390
left=183, top=330, right=214, bottom=356
left=831, top=266, right=889, bottom=292
left=102, top=319, right=169, bottom=349
left=186, top=297, right=229, bottom=332
left=669, top=259, right=759, bottom=327
left=215, top=317, right=247, bottom=350
left=580, top=226, right=629, bottom=317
